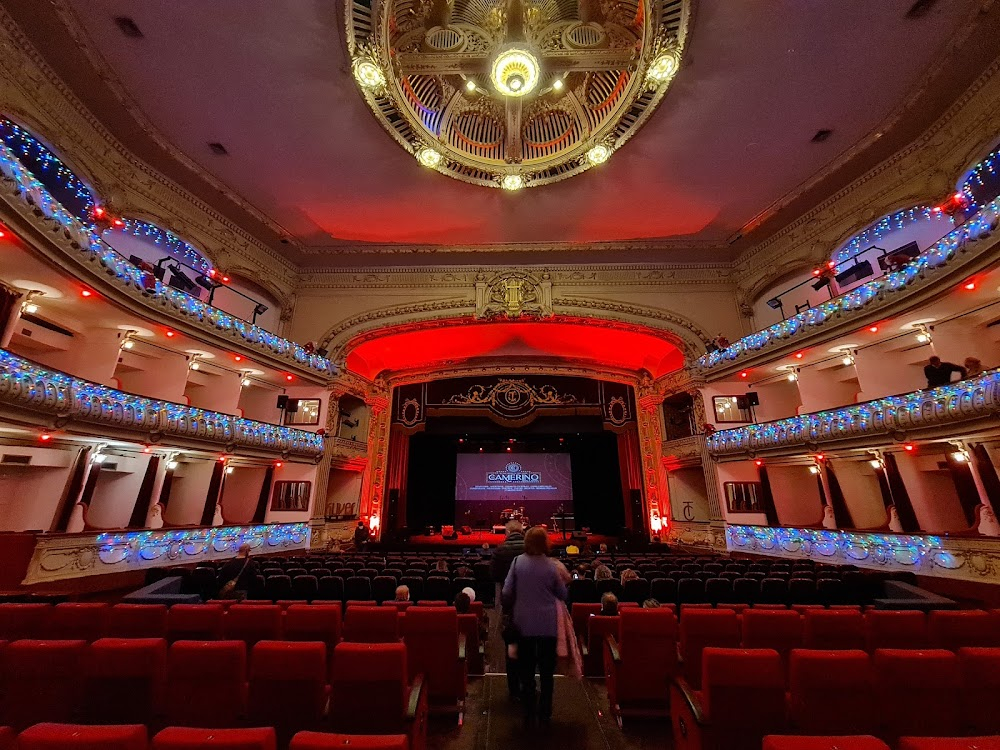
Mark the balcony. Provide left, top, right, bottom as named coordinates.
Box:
left=707, top=370, right=1000, bottom=458
left=0, top=140, right=335, bottom=379
left=0, top=349, right=325, bottom=459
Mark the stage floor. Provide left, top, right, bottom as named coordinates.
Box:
left=404, top=529, right=615, bottom=550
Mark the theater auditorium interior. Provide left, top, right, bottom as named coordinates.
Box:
left=2, top=1, right=1000, bottom=750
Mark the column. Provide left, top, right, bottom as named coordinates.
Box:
left=308, top=391, right=341, bottom=549
left=358, top=390, right=391, bottom=540
left=689, top=388, right=724, bottom=521
left=636, top=389, right=668, bottom=540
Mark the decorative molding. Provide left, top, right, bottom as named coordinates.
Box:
left=707, top=370, right=1000, bottom=458
left=726, top=523, right=1000, bottom=585
left=23, top=522, right=309, bottom=584
left=0, top=349, right=325, bottom=459
left=0, top=139, right=336, bottom=379
left=697, top=198, right=1000, bottom=374
left=666, top=520, right=727, bottom=551
left=475, top=271, right=553, bottom=319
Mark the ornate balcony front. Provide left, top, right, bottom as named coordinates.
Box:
left=707, top=371, right=1000, bottom=458
left=0, top=350, right=325, bottom=459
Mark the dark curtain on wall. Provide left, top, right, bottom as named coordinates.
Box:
left=944, top=452, right=981, bottom=526
left=972, top=444, right=1000, bottom=508
left=200, top=461, right=226, bottom=526
left=51, top=446, right=92, bottom=532
left=756, top=465, right=781, bottom=526
left=158, top=468, right=175, bottom=512
left=127, top=456, right=160, bottom=529
left=823, top=463, right=855, bottom=529
left=252, top=467, right=275, bottom=523
left=883, top=453, right=920, bottom=533
left=385, top=428, right=410, bottom=529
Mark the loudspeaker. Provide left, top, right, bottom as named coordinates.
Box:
left=386, top=489, right=400, bottom=530
left=276, top=395, right=288, bottom=410
left=746, top=391, right=760, bottom=406
left=460, top=526, right=472, bottom=535
left=629, top=489, right=646, bottom=534
left=834, top=260, right=874, bottom=285
left=735, top=395, right=750, bottom=410
left=285, top=399, right=299, bottom=414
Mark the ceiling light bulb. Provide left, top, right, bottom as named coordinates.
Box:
left=869, top=459, right=882, bottom=469
left=647, top=50, right=679, bottom=84
left=190, top=361, right=200, bottom=371
left=225, top=466, right=234, bottom=474
left=122, top=339, right=134, bottom=350
left=465, top=80, right=476, bottom=92
left=808, top=466, right=820, bottom=474
left=552, top=78, right=564, bottom=91
left=501, top=174, right=524, bottom=191
left=490, top=48, right=540, bottom=97
left=353, top=57, right=385, bottom=89
left=787, top=372, right=798, bottom=382
left=23, top=302, right=38, bottom=314
left=416, top=147, right=443, bottom=168
left=950, top=451, right=968, bottom=463
left=586, top=144, right=612, bottom=166
left=166, top=460, right=178, bottom=470
left=241, top=378, right=252, bottom=387
left=93, top=454, right=108, bottom=464
left=915, top=332, right=930, bottom=343
left=841, top=355, right=854, bottom=366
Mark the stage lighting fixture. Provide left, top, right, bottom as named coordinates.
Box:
left=878, top=241, right=920, bottom=271
left=166, top=265, right=197, bottom=293
left=834, top=260, right=874, bottom=286
left=315, top=347, right=328, bottom=357
left=252, top=302, right=269, bottom=324
left=766, top=297, right=783, bottom=310
left=811, top=276, right=831, bottom=291
left=195, top=274, right=223, bottom=291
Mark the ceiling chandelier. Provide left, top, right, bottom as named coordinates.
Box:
left=346, top=0, right=690, bottom=189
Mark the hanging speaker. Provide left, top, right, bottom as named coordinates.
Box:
left=276, top=395, right=288, bottom=409
left=746, top=391, right=760, bottom=406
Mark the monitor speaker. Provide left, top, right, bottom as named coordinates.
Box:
left=276, top=395, right=288, bottom=409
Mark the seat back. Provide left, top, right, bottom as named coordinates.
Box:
left=568, top=578, right=598, bottom=604
left=343, top=606, right=400, bottom=643
left=167, top=639, right=246, bottom=727
left=225, top=604, right=283, bottom=646
left=958, top=646, right=1000, bottom=734
left=614, top=608, right=678, bottom=702
left=803, top=610, right=865, bottom=650
left=168, top=604, right=224, bottom=641
left=584, top=615, right=621, bottom=677
left=928, top=610, right=1000, bottom=650
left=788, top=648, right=873, bottom=734
left=403, top=606, right=465, bottom=707
left=0, top=639, right=86, bottom=729
left=458, top=613, right=484, bottom=676
left=317, top=576, right=345, bottom=602
left=373, top=576, right=398, bottom=604
left=679, top=609, right=740, bottom=688
left=250, top=640, right=328, bottom=740
left=571, top=603, right=601, bottom=638
left=329, top=642, right=408, bottom=734
left=108, top=604, right=168, bottom=639
left=0, top=603, right=51, bottom=640
left=84, top=637, right=167, bottom=724
left=284, top=604, right=342, bottom=652
left=874, top=648, right=961, bottom=740
left=702, top=648, right=786, bottom=750
left=152, top=727, right=276, bottom=750
left=18, top=723, right=148, bottom=750
left=344, top=576, right=372, bottom=601
left=864, top=610, right=927, bottom=652
left=47, top=603, right=109, bottom=642
left=623, top=578, right=651, bottom=604
left=677, top=577, right=705, bottom=604
left=741, top=609, right=803, bottom=667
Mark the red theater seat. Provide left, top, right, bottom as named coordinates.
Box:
left=864, top=610, right=927, bottom=651
left=83, top=638, right=167, bottom=725
left=225, top=604, right=283, bottom=647
left=328, top=643, right=428, bottom=750
left=343, top=606, right=400, bottom=643
left=46, top=603, right=109, bottom=642
left=788, top=649, right=874, bottom=735
left=249, top=641, right=328, bottom=742
left=0, top=603, right=51, bottom=640
left=290, top=733, right=408, bottom=750
left=284, top=604, right=342, bottom=674
left=803, top=609, right=866, bottom=650
left=402, top=607, right=467, bottom=716
left=571, top=603, right=601, bottom=639
left=457, top=613, right=484, bottom=676
left=166, top=640, right=246, bottom=728
left=0, top=726, right=11, bottom=750
left=0, top=640, right=87, bottom=729
left=898, top=740, right=1000, bottom=750
left=671, top=648, right=786, bottom=750
left=741, top=609, right=803, bottom=672
left=107, top=604, right=168, bottom=639
left=17, top=723, right=147, bottom=750
left=152, top=727, right=276, bottom=750
left=874, top=648, right=962, bottom=741
left=168, top=604, right=224, bottom=641
left=678, top=609, right=740, bottom=689
left=605, top=608, right=678, bottom=722
left=582, top=615, right=620, bottom=677
left=763, top=737, right=890, bottom=750
left=958, top=647, right=1000, bottom=734
left=929, top=610, right=1000, bottom=650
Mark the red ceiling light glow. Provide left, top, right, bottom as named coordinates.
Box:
left=963, top=281, right=976, bottom=291
left=208, top=269, right=217, bottom=278
left=275, top=461, right=283, bottom=468
left=285, top=374, right=294, bottom=382
left=754, top=459, right=763, bottom=467
left=815, top=453, right=825, bottom=461
left=221, top=275, right=231, bottom=283
left=868, top=325, right=879, bottom=333
left=794, top=352, right=804, bottom=359
left=39, top=432, right=52, bottom=442
left=80, top=289, right=93, bottom=298
left=739, top=371, right=749, bottom=379
left=0, top=228, right=6, bottom=239
left=234, top=355, right=243, bottom=362
left=112, top=218, right=124, bottom=227
left=165, top=330, right=176, bottom=338
left=812, top=269, right=821, bottom=277
left=143, top=446, right=152, bottom=454
left=903, top=443, right=915, bottom=452
left=92, top=206, right=106, bottom=219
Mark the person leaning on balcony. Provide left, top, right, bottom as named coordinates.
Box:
left=964, top=357, right=985, bottom=378
left=924, top=356, right=967, bottom=388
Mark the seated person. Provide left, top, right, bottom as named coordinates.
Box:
left=478, top=543, right=492, bottom=558
left=594, top=564, right=613, bottom=581
left=600, top=591, right=619, bottom=617
left=642, top=598, right=660, bottom=609
left=565, top=543, right=580, bottom=556
left=620, top=568, right=639, bottom=585
left=433, top=560, right=451, bottom=574
left=455, top=564, right=473, bottom=578
left=455, top=589, right=488, bottom=641
left=395, top=584, right=410, bottom=602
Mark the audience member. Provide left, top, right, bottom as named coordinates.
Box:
left=965, top=356, right=985, bottom=378
left=454, top=591, right=471, bottom=613
left=924, top=355, right=966, bottom=387
left=462, top=586, right=477, bottom=602
left=642, top=598, right=661, bottom=609
left=217, top=543, right=258, bottom=600
left=493, top=520, right=526, bottom=700
left=597, top=543, right=608, bottom=555
left=353, top=521, right=370, bottom=550
left=479, top=542, right=493, bottom=558
left=620, top=568, right=639, bottom=585
left=594, top=564, right=613, bottom=581
left=394, top=585, right=410, bottom=602
left=491, top=520, right=525, bottom=588
left=600, top=591, right=619, bottom=617
left=434, top=560, right=450, bottom=574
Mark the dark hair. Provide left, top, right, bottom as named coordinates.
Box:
left=454, top=591, right=471, bottom=613
left=523, top=526, right=550, bottom=556
left=642, top=598, right=661, bottom=609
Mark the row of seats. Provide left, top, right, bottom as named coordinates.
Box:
left=4, top=723, right=411, bottom=750
left=576, top=606, right=1000, bottom=685
left=670, top=647, right=1000, bottom=750
left=763, top=737, right=1000, bottom=750
left=2, top=639, right=433, bottom=747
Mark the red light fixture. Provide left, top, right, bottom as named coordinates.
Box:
left=221, top=275, right=231, bottom=283
left=903, top=443, right=915, bottom=452
left=143, top=446, right=152, bottom=454
left=234, top=355, right=243, bottom=362
left=92, top=206, right=106, bottom=219
left=868, top=325, right=879, bottom=333
left=80, top=289, right=93, bottom=298
left=754, top=459, right=763, bottom=467
left=0, top=228, right=6, bottom=239
left=218, top=456, right=227, bottom=462
left=739, top=371, right=749, bottom=379
left=506, top=446, right=512, bottom=452
left=165, top=330, right=176, bottom=338
left=39, top=431, right=52, bottom=442
left=827, top=260, right=835, bottom=269
left=112, top=218, right=124, bottom=227
left=794, top=352, right=804, bottom=360
left=812, top=269, right=821, bottom=277
left=285, top=374, right=294, bottom=382
left=963, top=281, right=976, bottom=291
left=815, top=453, right=825, bottom=461
left=275, top=461, right=283, bottom=468
left=208, top=269, right=217, bottom=278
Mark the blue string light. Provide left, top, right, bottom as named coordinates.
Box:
left=103, top=218, right=213, bottom=275
left=95, top=523, right=310, bottom=565
left=831, top=206, right=951, bottom=269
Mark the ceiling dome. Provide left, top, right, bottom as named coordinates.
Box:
left=347, top=0, right=690, bottom=188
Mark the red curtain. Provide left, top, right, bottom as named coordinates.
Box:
left=385, top=427, right=410, bottom=529
left=617, top=428, right=642, bottom=528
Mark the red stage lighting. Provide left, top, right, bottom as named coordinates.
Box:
left=506, top=446, right=512, bottom=452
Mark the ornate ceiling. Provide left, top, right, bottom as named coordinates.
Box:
left=347, top=0, right=688, bottom=188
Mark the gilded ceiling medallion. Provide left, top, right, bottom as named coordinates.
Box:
left=346, top=0, right=690, bottom=188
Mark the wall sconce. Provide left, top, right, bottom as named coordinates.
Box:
left=786, top=369, right=799, bottom=382
left=808, top=465, right=821, bottom=475
left=21, top=291, right=43, bottom=315
left=914, top=324, right=932, bottom=344
left=841, top=351, right=855, bottom=367
left=189, top=355, right=201, bottom=371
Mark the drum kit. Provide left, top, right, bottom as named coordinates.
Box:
left=499, top=506, right=530, bottom=527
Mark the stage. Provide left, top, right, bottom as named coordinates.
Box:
left=393, top=529, right=617, bottom=551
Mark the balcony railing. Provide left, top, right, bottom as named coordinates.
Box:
left=707, top=370, right=1000, bottom=457
left=0, top=140, right=335, bottom=378
left=0, top=349, right=325, bottom=458
left=24, top=522, right=310, bottom=584
left=695, top=198, right=1000, bottom=373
